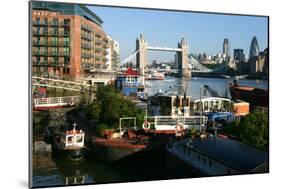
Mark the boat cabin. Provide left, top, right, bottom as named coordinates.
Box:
left=63, top=129, right=85, bottom=148
left=192, top=97, right=232, bottom=114
left=150, top=95, right=191, bottom=117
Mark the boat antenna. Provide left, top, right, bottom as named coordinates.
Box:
left=73, top=123, right=77, bottom=131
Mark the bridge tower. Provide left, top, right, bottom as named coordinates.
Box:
left=136, top=33, right=147, bottom=75
left=177, top=38, right=191, bottom=77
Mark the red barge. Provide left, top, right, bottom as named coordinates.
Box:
left=229, top=80, right=268, bottom=107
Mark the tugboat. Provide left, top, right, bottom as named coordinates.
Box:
left=52, top=123, right=86, bottom=161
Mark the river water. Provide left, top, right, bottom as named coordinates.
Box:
left=32, top=76, right=268, bottom=188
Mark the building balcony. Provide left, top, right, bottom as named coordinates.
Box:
left=59, top=21, right=70, bottom=27
left=33, top=21, right=48, bottom=26
left=81, top=33, right=92, bottom=41
left=81, top=53, right=91, bottom=58
left=32, top=61, right=49, bottom=66
left=81, top=43, right=91, bottom=49
left=48, top=52, right=59, bottom=56
left=59, top=52, right=70, bottom=57
left=33, top=41, right=48, bottom=46
left=59, top=41, right=70, bottom=46
left=48, top=21, right=59, bottom=26
left=95, top=40, right=102, bottom=46
left=48, top=31, right=59, bottom=36
left=81, top=24, right=92, bottom=32
left=82, top=62, right=94, bottom=70
left=95, top=48, right=102, bottom=53
left=33, top=31, right=48, bottom=36
left=95, top=33, right=102, bottom=38
left=59, top=31, right=70, bottom=36
left=48, top=41, right=59, bottom=46
left=33, top=51, right=48, bottom=56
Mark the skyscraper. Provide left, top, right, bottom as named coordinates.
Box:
left=249, top=36, right=260, bottom=59
left=223, top=38, right=230, bottom=58
left=234, top=49, right=244, bottom=62
left=234, top=49, right=245, bottom=73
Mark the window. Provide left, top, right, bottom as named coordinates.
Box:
left=43, top=18, right=47, bottom=25
left=53, top=18, right=58, bottom=25
left=76, top=135, right=83, bottom=143
left=198, top=155, right=201, bottom=162
left=64, top=19, right=70, bottom=25
left=67, top=136, right=74, bottom=144
left=35, top=18, right=40, bottom=24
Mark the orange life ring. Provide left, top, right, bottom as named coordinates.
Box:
left=142, top=121, right=151, bottom=130
left=175, top=123, right=184, bottom=132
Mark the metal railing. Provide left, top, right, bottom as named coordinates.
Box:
left=34, top=96, right=80, bottom=108
left=32, top=76, right=91, bottom=92
left=145, top=115, right=207, bottom=131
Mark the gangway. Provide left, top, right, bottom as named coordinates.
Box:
left=32, top=76, right=91, bottom=92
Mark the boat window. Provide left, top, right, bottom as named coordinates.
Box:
left=76, top=135, right=83, bottom=143
left=183, top=97, right=189, bottom=107
left=204, top=101, right=208, bottom=111
left=67, top=136, right=74, bottom=144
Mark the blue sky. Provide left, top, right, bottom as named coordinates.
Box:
left=88, top=6, right=268, bottom=63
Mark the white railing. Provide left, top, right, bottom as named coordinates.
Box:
left=33, top=96, right=80, bottom=108
left=145, top=115, right=207, bottom=131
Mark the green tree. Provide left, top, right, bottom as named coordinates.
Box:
left=222, top=111, right=268, bottom=150
left=86, top=85, right=145, bottom=130
left=239, top=111, right=269, bottom=150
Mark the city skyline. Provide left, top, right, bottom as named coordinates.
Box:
left=88, top=5, right=268, bottom=63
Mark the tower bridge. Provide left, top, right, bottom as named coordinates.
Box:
left=120, top=33, right=227, bottom=77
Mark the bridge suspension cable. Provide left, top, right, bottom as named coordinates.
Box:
left=188, top=55, right=212, bottom=72
left=120, top=49, right=139, bottom=65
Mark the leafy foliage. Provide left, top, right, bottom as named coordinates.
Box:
left=222, top=111, right=269, bottom=150
left=86, top=85, right=145, bottom=131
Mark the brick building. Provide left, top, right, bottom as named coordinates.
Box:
left=31, top=1, right=109, bottom=80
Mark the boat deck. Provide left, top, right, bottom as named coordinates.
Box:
left=92, top=137, right=148, bottom=149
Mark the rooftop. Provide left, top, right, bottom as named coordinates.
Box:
left=32, top=1, right=103, bottom=25
left=187, top=136, right=268, bottom=172
left=124, top=67, right=139, bottom=76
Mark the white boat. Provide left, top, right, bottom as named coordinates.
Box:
left=146, top=71, right=165, bottom=80
left=52, top=123, right=86, bottom=161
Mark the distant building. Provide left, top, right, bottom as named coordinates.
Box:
left=249, top=36, right=260, bottom=59
left=234, top=49, right=245, bottom=73
left=223, top=38, right=230, bottom=58
left=106, top=35, right=120, bottom=71
left=249, top=47, right=268, bottom=75
left=31, top=1, right=109, bottom=79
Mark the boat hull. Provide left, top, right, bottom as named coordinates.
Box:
left=229, top=85, right=269, bottom=107
left=52, top=144, right=86, bottom=161
left=91, top=135, right=152, bottom=163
